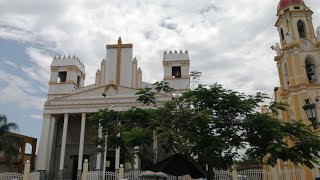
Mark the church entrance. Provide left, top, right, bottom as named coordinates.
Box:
left=104, top=150, right=116, bottom=172
left=71, top=155, right=89, bottom=180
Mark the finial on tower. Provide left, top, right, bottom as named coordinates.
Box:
left=118, top=37, right=122, bottom=44
left=133, top=57, right=137, bottom=62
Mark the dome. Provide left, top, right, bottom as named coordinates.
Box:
left=277, top=0, right=305, bottom=12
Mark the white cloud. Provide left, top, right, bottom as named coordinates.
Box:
left=0, top=0, right=320, bottom=99
left=21, top=47, right=51, bottom=85
left=30, top=114, right=42, bottom=119
left=1, top=60, right=19, bottom=68
left=0, top=70, right=45, bottom=110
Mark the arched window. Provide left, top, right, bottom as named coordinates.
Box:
left=297, top=20, right=306, bottom=38
left=283, top=63, right=289, bottom=89
left=305, top=56, right=317, bottom=84
left=280, top=28, right=285, bottom=41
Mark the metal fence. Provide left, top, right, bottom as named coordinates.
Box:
left=279, top=168, right=305, bottom=180
left=0, top=160, right=308, bottom=180
left=213, top=169, right=232, bottom=180
left=0, top=172, right=22, bottom=180
left=85, top=168, right=306, bottom=180
left=125, top=170, right=143, bottom=180
left=87, top=171, right=118, bottom=180
left=238, top=169, right=272, bottom=180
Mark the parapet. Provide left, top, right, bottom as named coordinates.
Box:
left=163, top=50, right=189, bottom=61
left=51, top=54, right=85, bottom=73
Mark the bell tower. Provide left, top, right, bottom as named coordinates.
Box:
left=273, top=0, right=320, bottom=178
left=163, top=50, right=190, bottom=91
left=48, top=55, right=86, bottom=99
left=276, top=0, right=317, bottom=45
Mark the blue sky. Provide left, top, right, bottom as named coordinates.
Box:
left=1, top=0, right=320, bottom=153
left=0, top=39, right=49, bottom=142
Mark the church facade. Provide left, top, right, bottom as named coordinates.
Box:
left=36, top=37, right=190, bottom=180
left=271, top=0, right=320, bottom=179
left=36, top=0, right=320, bottom=179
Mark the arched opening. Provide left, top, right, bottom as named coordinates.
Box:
left=58, top=71, right=67, bottom=83
left=25, top=143, right=32, bottom=155
left=305, top=56, right=317, bottom=84
left=172, top=66, right=181, bottom=78
left=283, top=63, right=289, bottom=89
left=297, top=20, right=307, bottom=38
left=280, top=28, right=285, bottom=41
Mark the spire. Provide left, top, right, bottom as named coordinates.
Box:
left=118, top=37, right=122, bottom=44
left=133, top=57, right=137, bottom=62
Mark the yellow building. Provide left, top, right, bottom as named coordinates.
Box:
left=272, top=0, right=320, bottom=179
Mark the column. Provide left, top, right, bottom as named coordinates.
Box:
left=96, top=125, right=102, bottom=170
left=102, top=135, right=108, bottom=180
left=36, top=114, right=52, bottom=180
left=134, top=146, right=139, bottom=169
left=46, top=116, right=56, bottom=171
left=77, top=113, right=86, bottom=180
left=58, top=113, right=69, bottom=180
left=115, top=121, right=120, bottom=172
left=30, top=139, right=37, bottom=170
left=153, top=131, right=158, bottom=163
left=115, top=147, right=120, bottom=171
left=20, top=142, right=26, bottom=172
left=271, top=164, right=280, bottom=180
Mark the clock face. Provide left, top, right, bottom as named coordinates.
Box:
left=300, top=39, right=314, bottom=51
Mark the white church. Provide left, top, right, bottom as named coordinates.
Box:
left=36, top=37, right=191, bottom=180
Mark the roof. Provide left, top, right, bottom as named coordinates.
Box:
left=277, top=0, right=305, bottom=12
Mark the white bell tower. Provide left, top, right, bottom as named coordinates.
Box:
left=163, top=50, right=190, bottom=91
left=48, top=55, right=86, bottom=99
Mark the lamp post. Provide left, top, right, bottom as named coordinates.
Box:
left=302, top=99, right=318, bottom=128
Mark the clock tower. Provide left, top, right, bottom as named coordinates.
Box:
left=274, top=0, right=320, bottom=179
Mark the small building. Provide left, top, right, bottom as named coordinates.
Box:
left=0, top=132, right=37, bottom=173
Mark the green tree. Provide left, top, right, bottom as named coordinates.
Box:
left=0, top=114, right=20, bottom=171
left=91, top=83, right=320, bottom=179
